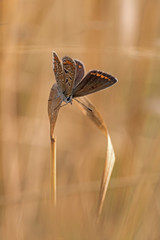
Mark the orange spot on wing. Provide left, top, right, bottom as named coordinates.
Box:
left=64, top=60, right=73, bottom=65
left=100, top=75, right=105, bottom=78
left=96, top=73, right=101, bottom=77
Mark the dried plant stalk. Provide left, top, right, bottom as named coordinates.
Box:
left=50, top=137, right=56, bottom=205
left=75, top=97, right=115, bottom=221
left=48, top=84, right=61, bottom=205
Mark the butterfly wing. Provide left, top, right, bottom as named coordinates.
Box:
left=62, top=56, right=76, bottom=98
left=74, top=60, right=85, bottom=88
left=52, top=52, right=65, bottom=94
left=73, top=70, right=118, bottom=98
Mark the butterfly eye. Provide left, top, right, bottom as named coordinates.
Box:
left=66, top=96, right=72, bottom=102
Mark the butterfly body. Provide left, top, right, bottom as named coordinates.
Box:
left=52, top=52, right=118, bottom=105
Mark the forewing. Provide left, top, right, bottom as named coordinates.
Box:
left=52, top=52, right=65, bottom=93
left=73, top=70, right=118, bottom=98
left=62, top=56, right=76, bottom=97
left=74, top=60, right=85, bottom=88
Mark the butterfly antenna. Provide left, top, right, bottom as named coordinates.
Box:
left=74, top=98, right=92, bottom=112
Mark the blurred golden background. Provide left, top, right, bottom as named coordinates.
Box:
left=0, top=0, right=160, bottom=239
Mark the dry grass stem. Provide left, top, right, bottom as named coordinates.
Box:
left=50, top=137, right=57, bottom=206
left=48, top=84, right=61, bottom=205
left=75, top=97, right=115, bottom=221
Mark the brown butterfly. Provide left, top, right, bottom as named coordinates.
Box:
left=52, top=52, right=118, bottom=104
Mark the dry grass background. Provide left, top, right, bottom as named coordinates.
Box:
left=0, top=0, right=160, bottom=239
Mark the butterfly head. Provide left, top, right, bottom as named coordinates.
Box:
left=63, top=93, right=72, bottom=104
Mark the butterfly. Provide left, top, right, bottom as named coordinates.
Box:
left=52, top=52, right=118, bottom=105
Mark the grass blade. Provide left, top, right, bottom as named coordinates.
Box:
left=75, top=97, right=115, bottom=221
left=48, top=84, right=61, bottom=205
